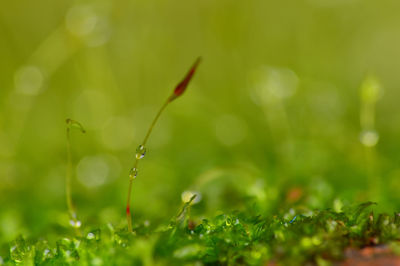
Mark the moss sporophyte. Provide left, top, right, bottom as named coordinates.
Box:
left=65, top=118, right=86, bottom=235
left=126, top=57, right=202, bottom=232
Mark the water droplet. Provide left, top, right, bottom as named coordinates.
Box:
left=43, top=249, right=51, bottom=257
left=135, top=145, right=146, bottom=159
left=69, top=219, right=82, bottom=228
left=86, top=229, right=101, bottom=241
left=129, top=168, right=138, bottom=180
left=226, top=217, right=232, bottom=226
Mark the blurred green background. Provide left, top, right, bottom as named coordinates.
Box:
left=1, top=0, right=400, bottom=244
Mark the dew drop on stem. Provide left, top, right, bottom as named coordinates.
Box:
left=69, top=219, right=82, bottom=228
left=129, top=168, right=138, bottom=180
left=135, top=145, right=146, bottom=159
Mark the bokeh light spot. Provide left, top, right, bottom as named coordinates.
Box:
left=14, top=66, right=44, bottom=95
left=66, top=6, right=98, bottom=36
left=76, top=154, right=120, bottom=188
left=251, top=66, right=299, bottom=105
left=360, top=130, right=379, bottom=147
left=215, top=114, right=247, bottom=146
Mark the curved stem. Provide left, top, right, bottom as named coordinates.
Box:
left=142, top=99, right=170, bottom=146
left=66, top=128, right=81, bottom=236
left=126, top=99, right=170, bottom=232
left=125, top=57, right=201, bottom=232
left=66, top=128, right=75, bottom=218
left=65, top=119, right=85, bottom=236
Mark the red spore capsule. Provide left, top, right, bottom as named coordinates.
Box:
left=169, top=57, right=201, bottom=102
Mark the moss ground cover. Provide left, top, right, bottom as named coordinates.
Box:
left=2, top=201, right=400, bottom=265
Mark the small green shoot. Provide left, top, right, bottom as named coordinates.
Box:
left=126, top=57, right=201, bottom=232
left=66, top=118, right=86, bottom=234
left=176, top=194, right=197, bottom=226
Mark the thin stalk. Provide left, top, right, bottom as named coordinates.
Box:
left=66, top=118, right=85, bottom=235
left=126, top=57, right=201, bottom=232
left=126, top=99, right=170, bottom=232
left=66, top=128, right=76, bottom=220
left=143, top=99, right=170, bottom=146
